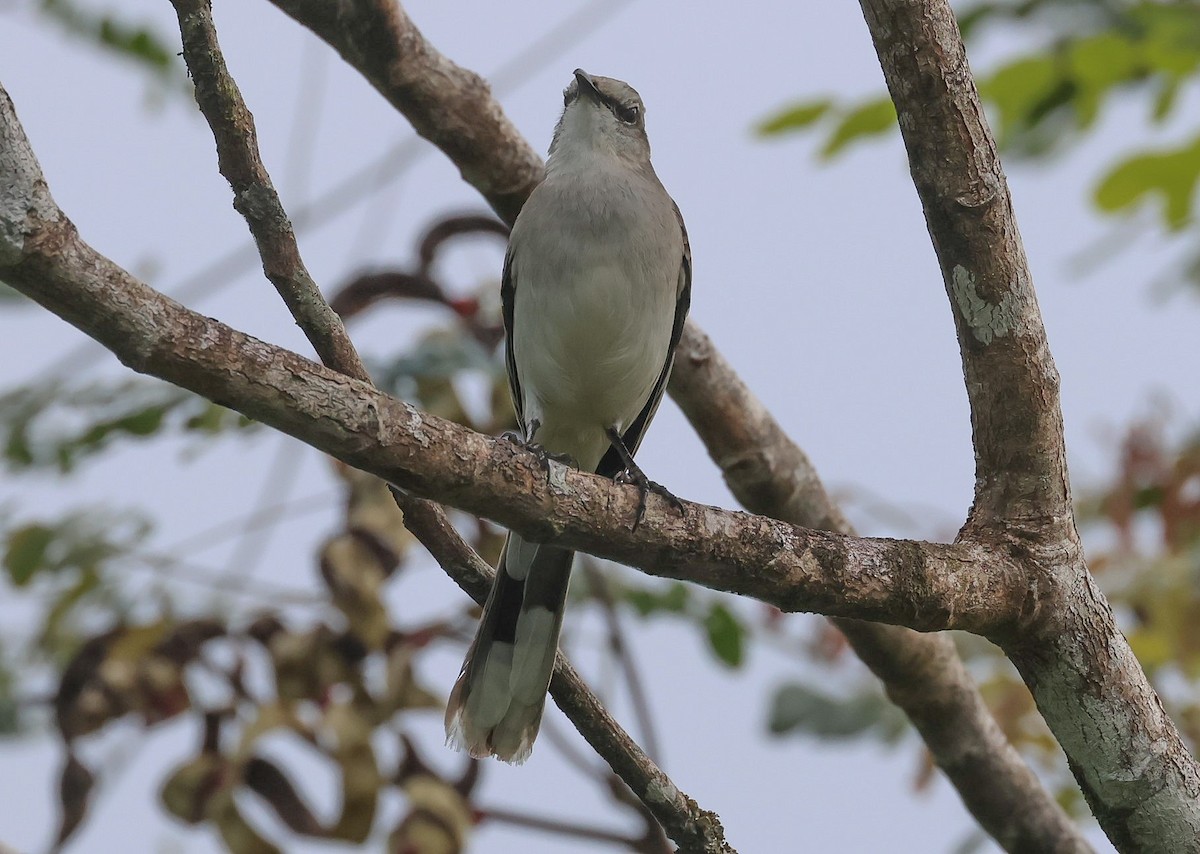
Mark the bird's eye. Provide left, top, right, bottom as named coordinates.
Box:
left=616, top=103, right=640, bottom=124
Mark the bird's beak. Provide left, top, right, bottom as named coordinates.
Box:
left=573, top=68, right=601, bottom=102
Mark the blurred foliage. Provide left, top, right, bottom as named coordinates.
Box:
left=0, top=215, right=686, bottom=851
left=1082, top=418, right=1200, bottom=742
left=618, top=577, right=750, bottom=668
left=768, top=682, right=907, bottom=742
left=759, top=0, right=1200, bottom=290
left=0, top=379, right=255, bottom=473
left=2, top=508, right=148, bottom=670
left=4, top=0, right=1199, bottom=846
left=36, top=0, right=185, bottom=92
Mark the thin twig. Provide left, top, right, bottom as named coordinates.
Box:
left=127, top=551, right=323, bottom=605
left=395, top=493, right=735, bottom=854
left=216, top=435, right=308, bottom=591
left=479, top=807, right=638, bottom=848
left=162, top=492, right=336, bottom=555
left=167, top=3, right=733, bottom=850
left=583, top=562, right=662, bottom=764
left=171, top=0, right=370, bottom=382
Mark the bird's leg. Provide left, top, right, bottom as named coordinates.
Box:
left=604, top=427, right=684, bottom=528
left=504, top=419, right=576, bottom=481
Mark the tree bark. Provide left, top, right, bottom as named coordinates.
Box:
left=3, top=0, right=1197, bottom=847
left=858, top=0, right=1200, bottom=850
left=261, top=1, right=1087, bottom=848
left=163, top=3, right=734, bottom=848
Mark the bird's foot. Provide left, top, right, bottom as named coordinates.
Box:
left=615, top=465, right=684, bottom=530
left=503, top=424, right=576, bottom=481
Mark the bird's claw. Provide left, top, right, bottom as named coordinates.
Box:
left=616, top=468, right=684, bottom=529
left=503, top=429, right=575, bottom=481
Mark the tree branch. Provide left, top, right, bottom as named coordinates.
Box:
left=858, top=0, right=1200, bottom=849
left=1, top=85, right=1023, bottom=633
left=859, top=0, right=1070, bottom=535
left=256, top=1, right=1086, bottom=849
left=157, top=5, right=732, bottom=850
left=670, top=326, right=1092, bottom=852
left=394, top=498, right=725, bottom=853
left=172, top=0, right=369, bottom=382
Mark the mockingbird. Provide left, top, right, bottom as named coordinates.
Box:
left=445, top=69, right=691, bottom=762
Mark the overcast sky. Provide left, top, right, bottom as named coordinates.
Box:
left=3, top=0, right=1196, bottom=851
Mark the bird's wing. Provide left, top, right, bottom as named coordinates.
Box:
left=596, top=200, right=692, bottom=477
left=500, top=245, right=525, bottom=434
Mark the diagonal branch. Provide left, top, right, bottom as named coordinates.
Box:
left=158, top=4, right=733, bottom=849
left=172, top=0, right=369, bottom=383
left=856, top=0, right=1070, bottom=535
left=0, top=84, right=1021, bottom=635
left=395, top=499, right=716, bottom=854
left=858, top=0, right=1200, bottom=850
left=257, top=1, right=1084, bottom=849
left=670, top=327, right=1091, bottom=851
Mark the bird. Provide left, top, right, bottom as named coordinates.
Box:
left=444, top=69, right=691, bottom=762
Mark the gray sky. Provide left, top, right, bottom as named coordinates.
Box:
left=3, top=0, right=1195, bottom=850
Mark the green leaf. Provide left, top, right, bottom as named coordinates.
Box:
left=703, top=602, right=745, bottom=668
left=756, top=100, right=832, bottom=137
left=1067, top=32, right=1141, bottom=129
left=1067, top=32, right=1139, bottom=93
left=1152, top=77, right=1182, bottom=123
left=38, top=0, right=181, bottom=84
left=0, top=380, right=256, bottom=473
left=96, top=19, right=174, bottom=73
left=820, top=98, right=897, bottom=158
left=979, top=55, right=1063, bottom=145
left=183, top=402, right=250, bottom=434
left=768, top=683, right=904, bottom=741
left=625, top=581, right=690, bottom=617
left=1136, top=4, right=1200, bottom=77
left=0, top=652, right=20, bottom=736
left=4, top=524, right=55, bottom=586
left=1094, top=137, right=1200, bottom=230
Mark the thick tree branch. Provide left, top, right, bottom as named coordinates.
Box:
left=255, top=1, right=1085, bottom=848
left=172, top=0, right=368, bottom=381
left=858, top=0, right=1200, bottom=850
left=0, top=88, right=1023, bottom=636
left=158, top=7, right=731, bottom=849
left=395, top=498, right=726, bottom=854
left=670, top=327, right=1091, bottom=852
left=859, top=0, right=1070, bottom=535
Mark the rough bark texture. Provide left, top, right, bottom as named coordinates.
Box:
left=4, top=0, right=1197, bottom=847
left=671, top=326, right=1092, bottom=852
left=261, top=3, right=1084, bottom=849
left=171, top=0, right=371, bottom=383
left=858, top=0, right=1200, bottom=850
left=0, top=190, right=1024, bottom=632
left=395, top=498, right=732, bottom=854
left=159, top=6, right=733, bottom=848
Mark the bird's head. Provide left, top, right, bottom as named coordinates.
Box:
left=549, top=69, right=651, bottom=167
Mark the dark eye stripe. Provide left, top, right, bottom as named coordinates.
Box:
left=614, top=102, right=640, bottom=124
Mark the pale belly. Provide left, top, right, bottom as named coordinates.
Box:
left=512, top=257, right=676, bottom=470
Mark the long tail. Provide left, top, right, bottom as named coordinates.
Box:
left=444, top=531, right=574, bottom=762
